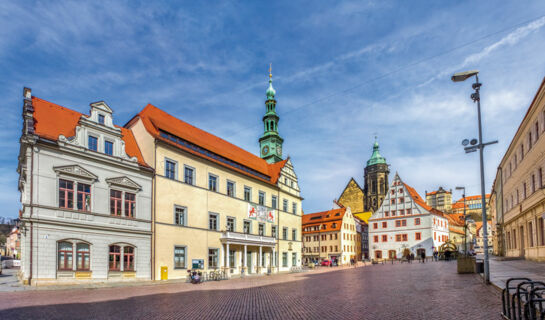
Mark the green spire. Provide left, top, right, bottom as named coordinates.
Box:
left=367, top=137, right=387, bottom=166
left=259, top=64, right=283, bottom=163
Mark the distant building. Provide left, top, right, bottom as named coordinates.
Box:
left=369, top=173, right=449, bottom=260
left=451, top=194, right=491, bottom=221
left=302, top=206, right=361, bottom=265
left=426, top=187, right=452, bottom=213
left=6, top=225, right=21, bottom=259
left=475, top=221, right=493, bottom=254
left=17, top=89, right=153, bottom=285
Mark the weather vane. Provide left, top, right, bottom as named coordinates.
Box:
left=269, top=63, right=272, bottom=78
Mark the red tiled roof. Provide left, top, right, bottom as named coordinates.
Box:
left=302, top=208, right=346, bottom=233
left=403, top=182, right=446, bottom=218
left=31, top=97, right=148, bottom=166
left=131, top=104, right=287, bottom=185
left=445, top=213, right=463, bottom=227
left=455, top=194, right=491, bottom=203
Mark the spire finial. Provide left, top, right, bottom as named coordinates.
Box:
left=269, top=63, right=272, bottom=80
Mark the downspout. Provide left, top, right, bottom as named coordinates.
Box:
left=152, top=141, right=157, bottom=280
left=28, top=146, right=34, bottom=285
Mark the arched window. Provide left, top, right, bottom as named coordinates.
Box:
left=76, top=243, right=90, bottom=270
left=124, top=246, right=135, bottom=271
left=109, top=245, right=121, bottom=271
left=58, top=241, right=73, bottom=270
left=379, top=179, right=384, bottom=194
left=372, top=181, right=377, bottom=194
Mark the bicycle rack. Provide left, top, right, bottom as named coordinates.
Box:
left=510, top=280, right=545, bottom=320
left=503, top=278, right=532, bottom=319
left=527, top=287, right=545, bottom=320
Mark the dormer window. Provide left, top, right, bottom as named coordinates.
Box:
left=105, top=141, right=113, bottom=156
left=98, top=114, right=105, bottom=125
left=88, top=136, right=98, bottom=151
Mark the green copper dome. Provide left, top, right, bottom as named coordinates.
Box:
left=266, top=78, right=276, bottom=99
left=366, top=139, right=387, bottom=166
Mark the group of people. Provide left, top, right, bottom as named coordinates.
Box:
left=404, top=251, right=427, bottom=263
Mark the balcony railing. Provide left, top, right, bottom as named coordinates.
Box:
left=220, top=231, right=276, bottom=245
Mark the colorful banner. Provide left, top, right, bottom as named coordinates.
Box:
left=248, top=203, right=275, bottom=223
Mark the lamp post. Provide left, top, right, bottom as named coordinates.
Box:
left=452, top=70, right=497, bottom=284
left=455, top=186, right=468, bottom=255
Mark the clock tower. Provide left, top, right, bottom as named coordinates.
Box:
left=259, top=66, right=284, bottom=163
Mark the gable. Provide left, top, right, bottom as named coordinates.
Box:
left=338, top=178, right=364, bottom=214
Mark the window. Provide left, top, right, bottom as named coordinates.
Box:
left=399, top=210, right=405, bottom=216
left=272, top=225, right=277, bottom=238
left=104, top=141, right=113, bottom=155
left=124, top=192, right=136, bottom=218
left=174, top=206, right=186, bottom=226
left=406, top=209, right=411, bottom=215
left=415, top=218, right=421, bottom=225
left=208, top=248, right=219, bottom=269
left=539, top=217, right=544, bottom=246
left=521, top=144, right=524, bottom=160
left=59, top=179, right=74, bottom=209
left=292, top=202, right=297, bottom=214
left=209, top=174, right=218, bottom=192
left=76, top=183, right=91, bottom=211
left=529, top=131, right=533, bottom=149
left=415, top=232, right=421, bottom=240
left=292, top=228, right=297, bottom=241
left=272, top=196, right=277, bottom=209
left=283, top=227, right=288, bottom=240
left=243, top=220, right=251, bottom=234
left=396, top=234, right=401, bottom=242
left=88, top=136, right=98, bottom=151
left=76, top=243, right=90, bottom=270
left=395, top=220, right=401, bottom=227
left=184, top=166, right=194, bottom=185
left=283, top=199, right=288, bottom=212
left=399, top=197, right=404, bottom=203
left=110, top=190, right=122, bottom=216
left=258, top=223, right=265, bottom=236
left=258, top=191, right=265, bottom=205
left=109, top=245, right=121, bottom=271
left=229, top=250, right=236, bottom=268
left=536, top=121, right=540, bottom=140
left=434, top=232, right=436, bottom=241
left=227, top=180, right=235, bottom=197
left=385, top=211, right=389, bottom=217
left=374, top=235, right=379, bottom=242
left=124, top=246, right=135, bottom=271
left=392, top=210, right=396, bottom=216
left=58, top=241, right=73, bottom=270
left=382, top=222, right=387, bottom=228
left=227, top=217, right=235, bottom=232
left=282, top=252, right=288, bottom=267
left=165, top=159, right=177, bottom=180
left=402, top=220, right=407, bottom=227
left=244, top=186, right=251, bottom=201
left=174, top=246, right=186, bottom=269
left=292, top=252, right=297, bottom=267
left=391, top=199, right=395, bottom=204
left=402, top=234, right=408, bottom=241
left=382, top=235, right=387, bottom=242
left=540, top=168, right=543, bottom=189
left=98, top=114, right=105, bottom=124
left=523, top=183, right=527, bottom=199
left=209, top=213, right=218, bottom=230
left=532, top=174, right=536, bottom=193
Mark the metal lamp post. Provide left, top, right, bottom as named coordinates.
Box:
left=455, top=186, right=467, bottom=255
left=452, top=70, right=497, bottom=284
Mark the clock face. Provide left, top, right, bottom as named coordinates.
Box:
left=276, top=146, right=282, bottom=155
left=262, top=146, right=269, bottom=155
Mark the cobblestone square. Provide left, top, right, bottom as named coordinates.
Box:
left=0, top=262, right=501, bottom=319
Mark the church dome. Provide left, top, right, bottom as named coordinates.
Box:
left=366, top=139, right=387, bottom=166
left=266, top=79, right=276, bottom=99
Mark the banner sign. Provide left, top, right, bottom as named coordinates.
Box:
left=248, top=203, right=275, bottom=223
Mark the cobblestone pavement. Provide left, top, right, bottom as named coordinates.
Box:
left=0, top=261, right=501, bottom=319
left=487, top=255, right=545, bottom=289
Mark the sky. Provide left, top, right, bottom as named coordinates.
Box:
left=1, top=1, right=545, bottom=218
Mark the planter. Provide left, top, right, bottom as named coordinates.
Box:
left=457, top=256, right=475, bottom=274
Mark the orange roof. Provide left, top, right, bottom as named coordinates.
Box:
left=32, top=97, right=147, bottom=166
left=455, top=194, right=491, bottom=203
left=445, top=213, right=463, bottom=227
left=302, top=208, right=346, bottom=233
left=449, top=227, right=465, bottom=235
left=403, top=182, right=447, bottom=218
left=131, top=104, right=287, bottom=185
left=452, top=202, right=465, bottom=209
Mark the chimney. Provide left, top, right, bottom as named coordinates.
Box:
left=23, top=87, right=32, bottom=100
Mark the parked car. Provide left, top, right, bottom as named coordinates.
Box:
left=321, top=259, right=331, bottom=266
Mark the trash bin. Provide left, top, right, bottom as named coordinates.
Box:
left=161, top=266, right=168, bottom=280
left=475, top=260, right=484, bottom=274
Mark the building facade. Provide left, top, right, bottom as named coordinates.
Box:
left=126, top=74, right=303, bottom=279
left=425, top=187, right=452, bottom=213
left=364, top=139, right=389, bottom=212
left=6, top=225, right=21, bottom=259
left=369, top=174, right=449, bottom=260
left=451, top=194, right=490, bottom=221
left=302, top=206, right=361, bottom=265
left=17, top=89, right=153, bottom=285
left=490, top=78, right=545, bottom=261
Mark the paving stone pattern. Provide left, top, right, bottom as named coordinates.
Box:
left=0, top=261, right=501, bottom=319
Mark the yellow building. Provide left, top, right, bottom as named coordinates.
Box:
left=425, top=187, right=452, bottom=213
left=490, top=77, right=545, bottom=261
left=302, top=206, right=361, bottom=265
left=126, top=75, right=303, bottom=279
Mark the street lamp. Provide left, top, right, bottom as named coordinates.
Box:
left=452, top=70, right=497, bottom=284
left=455, top=186, right=468, bottom=255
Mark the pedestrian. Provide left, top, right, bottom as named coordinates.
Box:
left=445, top=250, right=451, bottom=261
left=410, top=253, right=414, bottom=264
left=420, top=251, right=426, bottom=263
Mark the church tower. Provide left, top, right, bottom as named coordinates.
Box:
left=364, top=138, right=389, bottom=212
left=259, top=66, right=284, bottom=163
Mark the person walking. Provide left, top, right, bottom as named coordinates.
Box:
left=410, top=253, right=414, bottom=263
left=420, top=251, right=426, bottom=263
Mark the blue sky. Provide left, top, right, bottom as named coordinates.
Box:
left=1, top=1, right=545, bottom=218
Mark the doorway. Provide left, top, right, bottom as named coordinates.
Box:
left=416, top=248, right=426, bottom=257
left=520, top=226, right=525, bottom=257
left=247, top=251, right=252, bottom=273
left=388, top=250, right=396, bottom=259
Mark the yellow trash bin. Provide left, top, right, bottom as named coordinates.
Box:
left=161, top=266, right=168, bottom=280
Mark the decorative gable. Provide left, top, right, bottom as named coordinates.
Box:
left=338, top=178, right=364, bottom=214
left=106, top=176, right=142, bottom=190
left=54, top=165, right=98, bottom=181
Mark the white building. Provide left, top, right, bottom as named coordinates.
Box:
left=17, top=88, right=153, bottom=285
left=369, top=173, right=449, bottom=260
